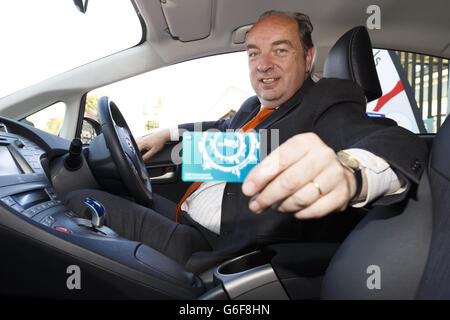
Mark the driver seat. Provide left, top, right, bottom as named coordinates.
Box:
left=198, top=26, right=387, bottom=300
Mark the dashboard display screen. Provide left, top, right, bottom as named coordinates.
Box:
left=0, top=146, right=22, bottom=175
left=12, top=189, right=50, bottom=209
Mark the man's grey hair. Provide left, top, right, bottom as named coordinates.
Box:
left=258, top=10, right=314, bottom=57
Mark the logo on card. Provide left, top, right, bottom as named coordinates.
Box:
left=199, top=132, right=258, bottom=178
left=182, top=131, right=260, bottom=182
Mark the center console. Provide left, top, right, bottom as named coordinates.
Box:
left=0, top=132, right=92, bottom=236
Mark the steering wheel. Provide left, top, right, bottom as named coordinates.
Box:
left=97, top=96, right=153, bottom=207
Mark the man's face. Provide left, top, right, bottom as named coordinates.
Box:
left=246, top=15, right=314, bottom=109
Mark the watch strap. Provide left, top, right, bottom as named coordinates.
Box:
left=350, top=168, right=363, bottom=202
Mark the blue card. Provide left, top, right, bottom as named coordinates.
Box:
left=182, top=131, right=260, bottom=182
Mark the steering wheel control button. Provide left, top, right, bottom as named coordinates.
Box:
left=55, top=227, right=72, bottom=234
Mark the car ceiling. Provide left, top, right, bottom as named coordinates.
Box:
left=138, top=0, right=450, bottom=67
left=0, top=0, right=448, bottom=132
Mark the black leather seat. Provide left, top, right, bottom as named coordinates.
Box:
left=199, top=26, right=387, bottom=300
left=323, top=26, right=382, bottom=102
left=319, top=26, right=450, bottom=300
left=323, top=26, right=398, bottom=126
left=415, top=115, right=450, bottom=299
left=321, top=114, right=449, bottom=299
left=305, top=26, right=450, bottom=300
left=260, top=26, right=388, bottom=299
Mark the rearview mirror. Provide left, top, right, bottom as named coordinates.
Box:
left=73, top=0, right=89, bottom=14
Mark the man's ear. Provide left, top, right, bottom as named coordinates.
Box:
left=306, top=47, right=315, bottom=73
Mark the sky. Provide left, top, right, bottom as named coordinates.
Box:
left=0, top=0, right=255, bottom=137
left=0, top=0, right=142, bottom=98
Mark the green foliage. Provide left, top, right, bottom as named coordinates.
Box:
left=85, top=94, right=100, bottom=120
left=145, top=120, right=159, bottom=130
left=85, top=94, right=99, bottom=112
left=44, top=117, right=63, bottom=135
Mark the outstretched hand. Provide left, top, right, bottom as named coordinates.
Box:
left=242, top=133, right=366, bottom=219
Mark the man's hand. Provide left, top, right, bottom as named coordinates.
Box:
left=136, top=128, right=171, bottom=161
left=242, top=133, right=367, bottom=219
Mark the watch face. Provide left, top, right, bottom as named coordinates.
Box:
left=337, top=152, right=359, bottom=170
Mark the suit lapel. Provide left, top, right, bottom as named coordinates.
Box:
left=230, top=96, right=261, bottom=129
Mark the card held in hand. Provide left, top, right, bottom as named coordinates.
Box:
left=182, top=131, right=260, bottom=182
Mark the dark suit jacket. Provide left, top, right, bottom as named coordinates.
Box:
left=178, top=77, right=428, bottom=273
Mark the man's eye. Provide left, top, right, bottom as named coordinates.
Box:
left=248, top=51, right=258, bottom=58
left=276, top=48, right=287, bottom=54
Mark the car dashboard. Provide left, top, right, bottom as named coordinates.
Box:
left=0, top=116, right=357, bottom=300
left=0, top=116, right=206, bottom=299
left=0, top=128, right=64, bottom=227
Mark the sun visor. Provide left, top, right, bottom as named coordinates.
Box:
left=161, top=0, right=212, bottom=42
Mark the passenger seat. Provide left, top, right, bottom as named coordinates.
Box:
left=321, top=113, right=449, bottom=299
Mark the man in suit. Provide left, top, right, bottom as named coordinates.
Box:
left=66, top=11, right=427, bottom=273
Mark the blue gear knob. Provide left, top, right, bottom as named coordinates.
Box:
left=84, top=197, right=105, bottom=228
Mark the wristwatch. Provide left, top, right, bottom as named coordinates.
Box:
left=336, top=151, right=362, bottom=202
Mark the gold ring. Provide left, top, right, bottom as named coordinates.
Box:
left=312, top=180, right=323, bottom=196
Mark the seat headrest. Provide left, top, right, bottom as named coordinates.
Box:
left=430, top=116, right=450, bottom=180
left=323, top=26, right=382, bottom=102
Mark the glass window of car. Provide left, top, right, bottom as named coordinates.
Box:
left=0, top=0, right=142, bottom=99
left=82, top=49, right=449, bottom=140
left=24, top=102, right=66, bottom=135
left=84, top=52, right=255, bottom=139
left=368, top=49, right=449, bottom=134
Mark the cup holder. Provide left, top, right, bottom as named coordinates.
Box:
left=217, top=250, right=270, bottom=275
left=212, top=250, right=288, bottom=300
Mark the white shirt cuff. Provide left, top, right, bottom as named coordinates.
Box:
left=343, top=148, right=406, bottom=208
left=169, top=126, right=180, bottom=141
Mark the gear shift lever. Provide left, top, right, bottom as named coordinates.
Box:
left=70, top=197, right=117, bottom=237
left=83, top=197, right=105, bottom=228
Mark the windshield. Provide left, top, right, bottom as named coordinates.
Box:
left=88, top=52, right=254, bottom=138
left=0, top=0, right=142, bottom=99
